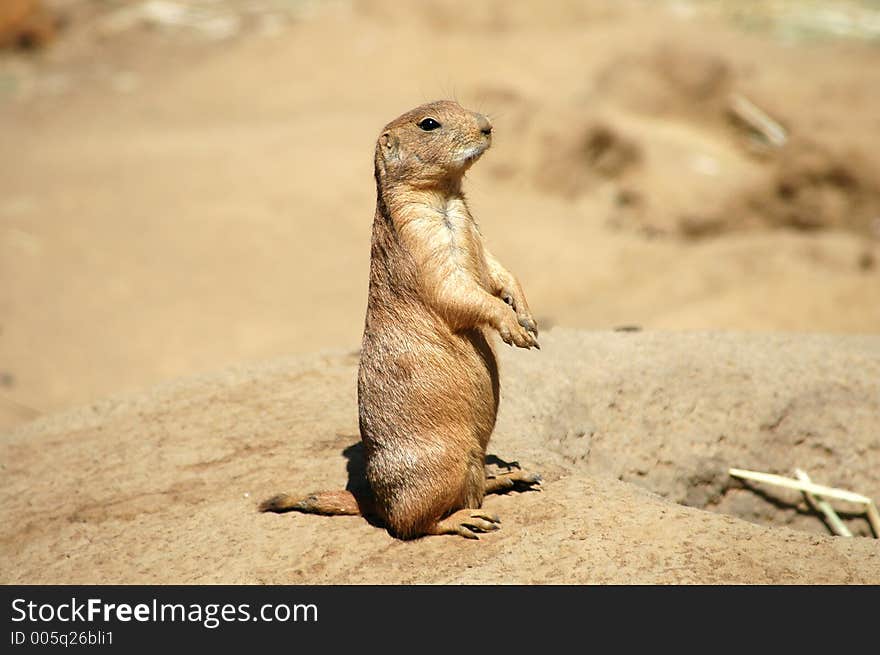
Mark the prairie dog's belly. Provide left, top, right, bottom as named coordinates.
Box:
left=359, top=199, right=499, bottom=451
left=358, top=319, right=499, bottom=447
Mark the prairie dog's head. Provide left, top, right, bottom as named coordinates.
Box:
left=374, top=100, right=493, bottom=189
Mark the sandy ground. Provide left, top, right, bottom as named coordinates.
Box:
left=1, top=1, right=879, bottom=583
left=2, top=331, right=878, bottom=584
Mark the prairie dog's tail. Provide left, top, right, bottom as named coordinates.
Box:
left=259, top=490, right=363, bottom=516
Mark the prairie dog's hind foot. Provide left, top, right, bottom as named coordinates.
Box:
left=428, top=509, right=501, bottom=540
left=484, top=469, right=543, bottom=495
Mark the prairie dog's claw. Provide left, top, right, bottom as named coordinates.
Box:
left=498, top=310, right=539, bottom=350
left=518, top=315, right=536, bottom=330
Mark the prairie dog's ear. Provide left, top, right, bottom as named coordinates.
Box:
left=380, top=131, right=399, bottom=158
left=375, top=131, right=400, bottom=180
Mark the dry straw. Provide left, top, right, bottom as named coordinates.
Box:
left=728, top=467, right=879, bottom=538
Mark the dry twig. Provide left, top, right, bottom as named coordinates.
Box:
left=727, top=93, right=787, bottom=148
left=728, top=467, right=878, bottom=538
left=794, top=469, right=852, bottom=537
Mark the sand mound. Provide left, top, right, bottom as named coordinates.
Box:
left=2, top=330, right=878, bottom=584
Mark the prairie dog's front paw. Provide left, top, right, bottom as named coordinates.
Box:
left=497, top=312, right=539, bottom=350
left=500, top=288, right=537, bottom=340
left=517, top=313, right=538, bottom=339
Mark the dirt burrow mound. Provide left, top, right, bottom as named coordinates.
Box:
left=482, top=43, right=880, bottom=241
left=498, top=330, right=880, bottom=538
left=4, top=331, right=879, bottom=584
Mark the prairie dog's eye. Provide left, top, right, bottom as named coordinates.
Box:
left=417, top=117, right=442, bottom=131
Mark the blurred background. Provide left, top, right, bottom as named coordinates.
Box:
left=2, top=0, right=879, bottom=430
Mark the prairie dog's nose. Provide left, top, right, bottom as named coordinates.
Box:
left=476, top=114, right=492, bottom=136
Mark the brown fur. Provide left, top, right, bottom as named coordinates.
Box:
left=261, top=100, right=540, bottom=539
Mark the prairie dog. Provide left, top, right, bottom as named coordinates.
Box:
left=261, top=100, right=541, bottom=539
